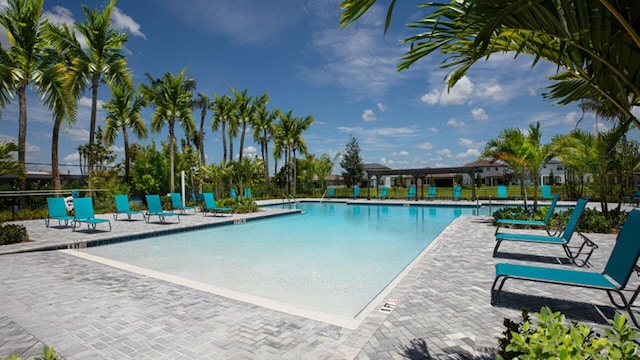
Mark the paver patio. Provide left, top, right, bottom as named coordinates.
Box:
left=0, top=200, right=632, bottom=359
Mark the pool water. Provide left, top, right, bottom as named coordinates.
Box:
left=83, top=202, right=484, bottom=321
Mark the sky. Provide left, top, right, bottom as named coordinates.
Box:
left=0, top=0, right=638, bottom=175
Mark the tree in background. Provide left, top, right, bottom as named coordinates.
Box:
left=139, top=68, right=195, bottom=193
left=0, top=0, right=76, bottom=201
left=102, top=81, right=147, bottom=184
left=129, top=141, right=170, bottom=198
left=191, top=92, right=211, bottom=167
left=0, top=142, right=22, bottom=177
left=340, top=136, right=363, bottom=188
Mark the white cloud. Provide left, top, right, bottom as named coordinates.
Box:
left=63, top=128, right=90, bottom=141
left=420, top=89, right=440, bottom=105
left=417, top=142, right=433, bottom=150
left=44, top=6, right=75, bottom=25
left=112, top=7, right=146, bottom=39
left=446, top=118, right=465, bottom=128
left=456, top=148, right=481, bottom=158
left=243, top=146, right=258, bottom=157
left=63, top=152, right=80, bottom=163
left=362, top=109, right=376, bottom=122
left=376, top=102, right=387, bottom=112
left=477, top=83, right=507, bottom=103
left=427, top=127, right=438, bottom=133
left=563, top=111, right=578, bottom=126
left=458, top=138, right=485, bottom=148
left=398, top=150, right=409, bottom=156
left=109, top=145, right=125, bottom=155
left=78, top=97, right=104, bottom=109
left=471, top=107, right=488, bottom=121
left=440, top=76, right=475, bottom=105
left=438, top=148, right=452, bottom=158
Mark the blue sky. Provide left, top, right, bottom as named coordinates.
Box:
left=1, top=0, right=637, bottom=175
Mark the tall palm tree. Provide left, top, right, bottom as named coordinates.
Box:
left=212, top=94, right=232, bottom=164
left=139, top=68, right=195, bottom=193
left=0, top=0, right=76, bottom=197
left=230, top=87, right=253, bottom=162
left=290, top=115, right=314, bottom=195
left=102, top=81, right=147, bottom=184
left=340, top=0, right=640, bottom=128
left=253, top=106, right=278, bottom=189
left=192, top=92, right=211, bottom=166
left=47, top=0, right=131, bottom=174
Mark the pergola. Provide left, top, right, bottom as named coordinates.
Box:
left=363, top=165, right=478, bottom=200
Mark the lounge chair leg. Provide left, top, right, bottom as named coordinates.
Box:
left=490, top=276, right=508, bottom=305
left=493, top=240, right=503, bottom=257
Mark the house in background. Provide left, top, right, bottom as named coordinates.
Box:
left=463, top=158, right=566, bottom=186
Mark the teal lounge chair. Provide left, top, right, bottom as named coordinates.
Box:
left=426, top=186, right=436, bottom=200
left=350, top=186, right=360, bottom=198
left=495, top=194, right=560, bottom=235
left=497, top=185, right=508, bottom=199
left=378, top=187, right=389, bottom=199
left=45, top=197, right=74, bottom=227
left=202, top=192, right=232, bottom=216
left=243, top=188, right=252, bottom=198
left=492, top=208, right=640, bottom=328
left=541, top=185, right=553, bottom=200
left=145, top=195, right=180, bottom=223
left=453, top=185, right=462, bottom=200
left=170, top=193, right=196, bottom=214
left=72, top=197, right=111, bottom=232
left=113, top=194, right=144, bottom=220
left=494, top=198, right=596, bottom=266
left=326, top=187, right=335, bottom=198
left=406, top=185, right=416, bottom=200
left=231, top=188, right=238, bottom=199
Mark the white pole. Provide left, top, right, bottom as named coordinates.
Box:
left=181, top=171, right=186, bottom=207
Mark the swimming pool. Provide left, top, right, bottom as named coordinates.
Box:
left=81, top=202, right=485, bottom=326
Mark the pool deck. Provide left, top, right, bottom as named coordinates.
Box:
left=0, top=199, right=636, bottom=359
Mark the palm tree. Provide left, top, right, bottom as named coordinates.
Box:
left=230, top=88, right=253, bottom=162
left=482, top=128, right=530, bottom=210
left=0, top=0, right=76, bottom=198
left=291, top=115, right=314, bottom=195
left=0, top=142, right=23, bottom=177
left=253, top=106, right=278, bottom=189
left=212, top=94, right=232, bottom=164
left=47, top=0, right=131, bottom=175
left=192, top=92, right=211, bottom=166
left=340, top=0, right=640, bottom=128
left=522, top=123, right=555, bottom=211
left=139, top=68, right=195, bottom=193
left=102, top=81, right=147, bottom=184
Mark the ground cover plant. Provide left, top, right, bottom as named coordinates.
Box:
left=497, top=307, right=639, bottom=360
left=493, top=206, right=626, bottom=234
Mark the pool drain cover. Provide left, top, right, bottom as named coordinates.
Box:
left=379, top=299, right=400, bottom=313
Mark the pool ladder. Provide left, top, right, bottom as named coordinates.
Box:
left=282, top=194, right=297, bottom=209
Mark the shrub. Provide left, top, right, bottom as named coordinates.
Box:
left=497, top=306, right=640, bottom=360
left=0, top=345, right=59, bottom=360
left=0, top=223, right=28, bottom=245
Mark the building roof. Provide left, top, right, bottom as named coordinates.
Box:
left=463, top=159, right=503, bottom=168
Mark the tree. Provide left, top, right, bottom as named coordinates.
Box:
left=0, top=0, right=76, bottom=199
left=230, top=88, right=253, bottom=162
left=0, top=142, right=22, bottom=177
left=47, top=0, right=131, bottom=175
left=192, top=92, right=211, bottom=167
left=102, top=81, right=147, bottom=184
left=315, top=152, right=339, bottom=192
left=253, top=106, right=278, bottom=190
left=340, top=136, right=363, bottom=188
left=340, top=0, right=640, bottom=128
left=129, top=141, right=170, bottom=197
left=139, top=68, right=195, bottom=193
left=212, top=94, right=232, bottom=164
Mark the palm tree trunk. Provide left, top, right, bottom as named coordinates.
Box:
left=18, top=86, right=27, bottom=207
left=239, top=120, right=247, bottom=162
left=199, top=116, right=206, bottom=166
left=52, top=117, right=61, bottom=194
left=263, top=136, right=270, bottom=188
left=221, top=121, right=227, bottom=164
left=123, top=127, right=130, bottom=184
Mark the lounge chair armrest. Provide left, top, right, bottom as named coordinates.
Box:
left=571, top=232, right=599, bottom=267
left=577, top=232, right=599, bottom=250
